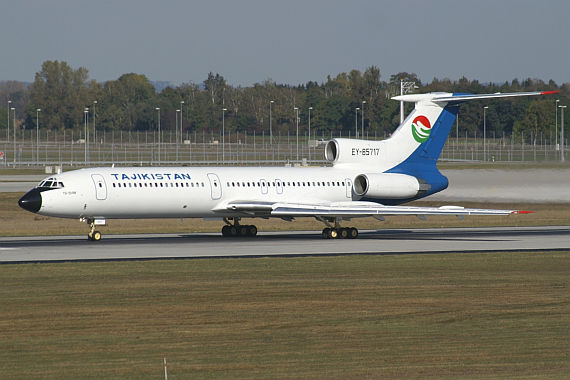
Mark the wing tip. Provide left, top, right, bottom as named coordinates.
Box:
left=511, top=210, right=534, bottom=215
left=541, top=91, right=560, bottom=96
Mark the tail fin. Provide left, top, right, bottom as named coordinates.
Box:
left=388, top=90, right=559, bottom=166
left=385, top=90, right=558, bottom=196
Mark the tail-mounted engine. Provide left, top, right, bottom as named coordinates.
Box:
left=353, top=173, right=430, bottom=200
left=325, top=138, right=384, bottom=166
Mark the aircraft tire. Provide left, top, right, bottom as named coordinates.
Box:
left=322, top=228, right=331, bottom=239
left=248, top=225, right=258, bottom=237
left=92, top=231, right=102, bottom=241
left=339, top=228, right=349, bottom=239
left=348, top=227, right=359, bottom=239
left=330, top=228, right=339, bottom=239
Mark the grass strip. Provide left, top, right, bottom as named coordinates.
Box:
left=0, top=252, right=568, bottom=379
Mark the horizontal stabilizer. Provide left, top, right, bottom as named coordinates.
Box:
left=393, top=91, right=559, bottom=103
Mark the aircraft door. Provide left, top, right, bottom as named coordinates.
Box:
left=345, top=178, right=352, bottom=198
left=275, top=179, right=283, bottom=195
left=207, top=173, right=222, bottom=200
left=91, top=174, right=107, bottom=200
left=260, top=179, right=268, bottom=195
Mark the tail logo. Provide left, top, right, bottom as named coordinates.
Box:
left=411, top=115, right=432, bottom=143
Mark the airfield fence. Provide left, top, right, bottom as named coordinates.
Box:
left=0, top=128, right=568, bottom=168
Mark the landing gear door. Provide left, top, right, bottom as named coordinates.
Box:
left=91, top=174, right=107, bottom=200
left=207, top=173, right=222, bottom=200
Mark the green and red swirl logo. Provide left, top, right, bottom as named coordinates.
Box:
left=411, top=115, right=431, bottom=143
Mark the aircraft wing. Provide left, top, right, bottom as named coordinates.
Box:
left=214, top=200, right=530, bottom=218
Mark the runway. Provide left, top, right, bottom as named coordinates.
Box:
left=1, top=226, right=569, bottom=263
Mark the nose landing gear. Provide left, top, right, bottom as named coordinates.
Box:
left=82, top=217, right=106, bottom=241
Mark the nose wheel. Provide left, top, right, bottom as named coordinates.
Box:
left=88, top=230, right=102, bottom=241
left=84, top=218, right=105, bottom=241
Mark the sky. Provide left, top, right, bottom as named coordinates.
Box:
left=1, top=0, right=569, bottom=87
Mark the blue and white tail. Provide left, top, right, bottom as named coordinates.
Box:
left=326, top=90, right=558, bottom=201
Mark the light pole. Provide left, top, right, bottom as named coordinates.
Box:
left=361, top=100, right=366, bottom=138
left=93, top=100, right=97, bottom=147
left=222, top=108, right=227, bottom=162
left=551, top=99, right=560, bottom=150
left=11, top=107, right=15, bottom=163
left=308, top=106, right=313, bottom=162
left=6, top=100, right=11, bottom=146
left=270, top=100, right=274, bottom=146
left=180, top=100, right=184, bottom=145
left=560, top=105, right=566, bottom=162
left=155, top=107, right=161, bottom=163
left=84, top=108, right=89, bottom=163
left=400, top=79, right=418, bottom=124
left=36, top=109, right=41, bottom=163
left=355, top=107, right=360, bottom=138
left=294, top=107, right=299, bottom=161
left=176, top=109, right=180, bottom=161
left=483, top=106, right=488, bottom=161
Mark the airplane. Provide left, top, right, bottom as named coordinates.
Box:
left=18, top=90, right=557, bottom=241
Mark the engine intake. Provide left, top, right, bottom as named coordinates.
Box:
left=325, top=138, right=384, bottom=165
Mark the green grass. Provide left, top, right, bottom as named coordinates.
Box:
left=1, top=252, right=568, bottom=379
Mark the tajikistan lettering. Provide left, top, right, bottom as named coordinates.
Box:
left=110, top=173, right=192, bottom=181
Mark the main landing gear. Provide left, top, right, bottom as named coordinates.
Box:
left=319, top=218, right=359, bottom=239
left=221, top=217, right=258, bottom=238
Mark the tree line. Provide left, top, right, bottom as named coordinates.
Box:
left=1, top=60, right=568, bottom=142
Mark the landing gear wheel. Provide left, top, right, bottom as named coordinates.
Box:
left=322, top=228, right=331, bottom=239
left=221, top=219, right=258, bottom=238
left=330, top=228, right=339, bottom=239
left=248, top=225, right=258, bottom=237
left=92, top=231, right=102, bottom=241
left=348, top=227, right=359, bottom=239
left=339, top=228, right=349, bottom=239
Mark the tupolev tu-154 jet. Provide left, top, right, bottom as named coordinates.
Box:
left=18, top=90, right=557, bottom=241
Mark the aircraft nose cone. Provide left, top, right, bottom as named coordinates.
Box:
left=18, top=188, right=42, bottom=213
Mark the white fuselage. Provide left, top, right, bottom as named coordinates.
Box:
left=38, top=166, right=358, bottom=220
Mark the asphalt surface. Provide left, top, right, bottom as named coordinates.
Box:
left=1, top=226, right=568, bottom=263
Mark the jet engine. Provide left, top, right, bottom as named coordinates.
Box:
left=353, top=173, right=429, bottom=200
left=325, top=138, right=384, bottom=166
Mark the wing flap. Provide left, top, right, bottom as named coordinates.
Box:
left=216, top=200, right=525, bottom=218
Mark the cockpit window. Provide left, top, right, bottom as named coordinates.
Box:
left=38, top=179, right=65, bottom=189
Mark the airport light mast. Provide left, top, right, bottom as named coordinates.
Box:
left=560, top=105, right=566, bottom=162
